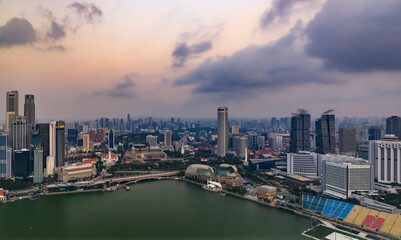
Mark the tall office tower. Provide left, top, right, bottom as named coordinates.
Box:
left=339, top=128, right=356, bottom=154
left=386, top=116, right=401, bottom=140
left=217, top=107, right=228, bottom=157
left=108, top=129, right=115, bottom=149
left=24, top=95, right=35, bottom=126
left=247, top=132, right=258, bottom=149
left=368, top=126, right=382, bottom=140
left=287, top=152, right=319, bottom=178
left=24, top=95, right=35, bottom=149
left=14, top=149, right=30, bottom=178
left=289, top=109, right=311, bottom=153
left=271, top=117, right=278, bottom=131
left=231, top=125, right=240, bottom=135
left=49, top=121, right=56, bottom=157
left=321, top=154, right=371, bottom=199
left=9, top=116, right=27, bottom=150
left=83, top=134, right=90, bottom=151
left=146, top=135, right=157, bottom=147
left=67, top=129, right=78, bottom=145
left=0, top=132, right=12, bottom=179
left=127, top=114, right=131, bottom=131
left=6, top=90, right=18, bottom=132
left=56, top=121, right=65, bottom=167
left=164, top=130, right=172, bottom=149
left=33, top=147, right=43, bottom=183
left=315, top=111, right=335, bottom=154
left=369, top=138, right=401, bottom=184
left=36, top=123, right=50, bottom=165
left=237, top=136, right=248, bottom=158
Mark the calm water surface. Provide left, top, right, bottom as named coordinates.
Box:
left=0, top=180, right=310, bottom=239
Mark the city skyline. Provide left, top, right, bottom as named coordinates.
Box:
left=1, top=0, right=401, bottom=120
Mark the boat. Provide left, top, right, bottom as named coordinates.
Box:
left=202, top=181, right=222, bottom=192
left=124, top=186, right=131, bottom=191
left=28, top=193, right=40, bottom=200
left=220, top=192, right=226, bottom=196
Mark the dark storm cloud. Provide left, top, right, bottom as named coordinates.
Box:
left=260, top=0, right=312, bottom=28
left=305, top=0, right=401, bottom=72
left=172, top=41, right=212, bottom=67
left=175, top=22, right=342, bottom=98
left=0, top=18, right=36, bottom=47
left=92, top=73, right=136, bottom=98
left=46, top=21, right=66, bottom=40
left=68, top=2, right=103, bottom=24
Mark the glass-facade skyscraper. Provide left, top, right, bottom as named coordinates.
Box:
left=0, top=132, right=12, bottom=179
left=289, top=109, right=310, bottom=153
left=315, top=112, right=336, bottom=154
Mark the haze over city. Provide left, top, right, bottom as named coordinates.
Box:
left=1, top=0, right=401, bottom=120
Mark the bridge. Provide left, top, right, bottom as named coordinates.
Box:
left=106, top=171, right=180, bottom=184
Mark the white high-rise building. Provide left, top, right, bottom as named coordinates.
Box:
left=287, top=152, right=319, bottom=177
left=322, top=154, right=371, bottom=199
left=369, top=138, right=401, bottom=184
left=217, top=107, right=228, bottom=157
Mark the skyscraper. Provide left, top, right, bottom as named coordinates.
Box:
left=289, top=109, right=310, bottom=153
left=83, top=134, right=90, bottom=152
left=67, top=129, right=78, bottom=145
left=9, top=116, right=27, bottom=151
left=109, top=129, right=115, bottom=149
left=217, top=107, right=228, bottom=157
left=339, top=128, right=356, bottom=154
left=368, top=126, right=382, bottom=140
left=315, top=111, right=336, bottom=154
left=24, top=94, right=35, bottom=126
left=14, top=149, right=30, bottom=178
left=386, top=116, right=401, bottom=140
left=36, top=123, right=50, bottom=166
left=6, top=90, right=18, bottom=132
left=56, top=121, right=65, bottom=167
left=49, top=121, right=65, bottom=168
left=164, top=130, right=172, bottom=149
left=33, top=147, right=44, bottom=183
left=0, top=132, right=12, bottom=179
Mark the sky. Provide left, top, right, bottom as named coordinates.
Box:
left=0, top=0, right=400, bottom=121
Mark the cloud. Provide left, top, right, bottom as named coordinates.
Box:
left=305, top=0, right=401, bottom=72
left=260, top=0, right=312, bottom=28
left=46, top=21, right=66, bottom=40
left=174, top=21, right=342, bottom=98
left=42, top=45, right=66, bottom=51
left=92, top=73, right=136, bottom=98
left=0, top=18, right=36, bottom=47
left=172, top=41, right=212, bottom=67
left=68, top=2, right=103, bottom=24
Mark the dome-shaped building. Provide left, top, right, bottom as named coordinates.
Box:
left=185, top=164, right=214, bottom=177
left=216, top=164, right=238, bottom=176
